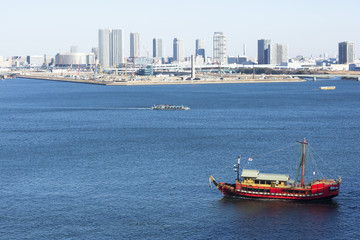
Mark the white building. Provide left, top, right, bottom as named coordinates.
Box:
left=0, top=56, right=12, bottom=68
left=98, top=28, right=124, bottom=68
left=130, top=32, right=140, bottom=58
left=26, top=55, right=45, bottom=67
left=153, top=38, right=163, bottom=58
left=213, top=32, right=227, bottom=64
left=111, top=29, right=124, bottom=66
left=99, top=29, right=111, bottom=68
left=55, top=53, right=95, bottom=67
left=268, top=43, right=288, bottom=65
left=173, top=38, right=184, bottom=62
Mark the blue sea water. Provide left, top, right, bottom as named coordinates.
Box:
left=0, top=78, right=359, bottom=239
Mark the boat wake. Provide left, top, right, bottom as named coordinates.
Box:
left=2, top=107, right=152, bottom=111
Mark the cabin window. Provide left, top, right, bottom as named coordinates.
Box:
left=255, top=180, right=259, bottom=184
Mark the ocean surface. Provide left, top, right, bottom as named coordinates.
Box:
left=0, top=78, right=359, bottom=239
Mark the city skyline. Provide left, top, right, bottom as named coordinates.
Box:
left=1, top=0, right=360, bottom=58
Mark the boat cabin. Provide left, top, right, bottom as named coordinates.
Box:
left=240, top=169, right=293, bottom=187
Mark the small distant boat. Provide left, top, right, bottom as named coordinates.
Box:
left=319, top=86, right=336, bottom=90
left=210, top=139, right=341, bottom=201
left=151, top=104, right=190, bottom=110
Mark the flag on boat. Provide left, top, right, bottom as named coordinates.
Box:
left=248, top=158, right=253, bottom=162
left=313, top=171, right=316, bottom=176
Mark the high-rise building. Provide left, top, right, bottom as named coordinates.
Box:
left=338, top=41, right=354, bottom=64
left=153, top=38, right=163, bottom=58
left=111, top=29, right=124, bottom=66
left=195, top=39, right=205, bottom=60
left=99, top=29, right=111, bottom=68
left=91, top=47, right=99, bottom=61
left=130, top=32, right=140, bottom=58
left=268, top=43, right=288, bottom=65
left=98, top=28, right=124, bottom=68
left=258, top=39, right=271, bottom=64
left=213, top=32, right=227, bottom=64
left=173, top=38, right=184, bottom=62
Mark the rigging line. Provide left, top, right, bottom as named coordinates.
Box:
left=308, top=145, right=335, bottom=171
left=309, top=149, right=323, bottom=179
left=250, top=143, right=297, bottom=159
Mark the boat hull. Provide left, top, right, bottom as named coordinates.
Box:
left=210, top=176, right=340, bottom=201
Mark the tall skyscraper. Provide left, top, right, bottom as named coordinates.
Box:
left=98, top=28, right=124, bottom=68
left=153, top=38, right=163, bottom=58
left=338, top=41, right=354, bottom=64
left=213, top=32, right=227, bottom=64
left=268, top=43, right=288, bottom=65
left=173, top=38, right=184, bottom=62
left=258, top=39, right=271, bottom=64
left=130, top=32, right=140, bottom=58
left=111, top=29, right=124, bottom=66
left=99, top=29, right=111, bottom=67
left=195, top=39, right=205, bottom=60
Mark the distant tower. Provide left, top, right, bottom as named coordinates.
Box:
left=258, top=39, right=271, bottom=64
left=191, top=55, right=195, bottom=79
left=153, top=38, right=163, bottom=58
left=268, top=43, right=288, bottom=65
left=338, top=41, right=354, bottom=64
left=98, top=29, right=111, bottom=68
left=91, top=47, right=99, bottom=61
left=173, top=38, right=184, bottom=62
left=213, top=32, right=227, bottom=64
left=111, top=29, right=124, bottom=66
left=98, top=28, right=124, bottom=67
left=130, top=32, right=140, bottom=58
left=195, top=39, right=205, bottom=61
left=243, top=43, right=246, bottom=56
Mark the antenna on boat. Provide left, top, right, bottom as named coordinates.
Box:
left=234, top=155, right=240, bottom=181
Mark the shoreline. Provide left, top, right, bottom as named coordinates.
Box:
left=17, top=74, right=305, bottom=86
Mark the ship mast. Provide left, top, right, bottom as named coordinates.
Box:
left=234, top=156, right=240, bottom=181
left=297, top=139, right=309, bottom=187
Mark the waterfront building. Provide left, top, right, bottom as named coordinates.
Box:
left=26, top=55, right=45, bottom=67
left=195, top=39, right=205, bottom=60
left=55, top=53, right=95, bottom=67
left=130, top=32, right=140, bottom=58
left=228, top=56, right=248, bottom=64
left=153, top=38, right=163, bottom=58
left=173, top=38, right=184, bottom=62
left=98, top=28, right=124, bottom=68
left=213, top=32, right=227, bottom=64
left=98, top=29, right=111, bottom=68
left=338, top=41, right=354, bottom=64
left=91, top=47, right=99, bottom=61
left=258, top=39, right=271, bottom=64
left=111, top=29, right=124, bottom=66
left=268, top=43, right=288, bottom=65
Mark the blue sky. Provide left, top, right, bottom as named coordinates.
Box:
left=1, top=0, right=359, bottom=58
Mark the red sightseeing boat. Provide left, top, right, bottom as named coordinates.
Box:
left=210, top=139, right=341, bottom=201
